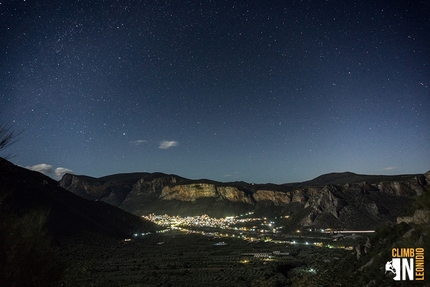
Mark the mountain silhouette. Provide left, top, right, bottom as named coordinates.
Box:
left=0, top=158, right=158, bottom=238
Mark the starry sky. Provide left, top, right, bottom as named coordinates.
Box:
left=1, top=0, right=429, bottom=183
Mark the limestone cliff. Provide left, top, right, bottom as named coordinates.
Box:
left=253, top=190, right=291, bottom=205
left=160, top=183, right=217, bottom=201
left=59, top=174, right=108, bottom=199
left=397, top=209, right=430, bottom=225
left=217, top=186, right=254, bottom=204
left=159, top=184, right=253, bottom=204
left=304, top=185, right=345, bottom=219
left=59, top=172, right=149, bottom=206
left=119, top=174, right=182, bottom=214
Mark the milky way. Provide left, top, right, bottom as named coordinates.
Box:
left=1, top=1, right=429, bottom=183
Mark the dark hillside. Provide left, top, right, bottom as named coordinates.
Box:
left=0, top=158, right=158, bottom=238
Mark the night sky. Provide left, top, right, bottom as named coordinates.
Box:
left=1, top=1, right=429, bottom=183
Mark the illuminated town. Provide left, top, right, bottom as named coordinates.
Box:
left=140, top=213, right=372, bottom=250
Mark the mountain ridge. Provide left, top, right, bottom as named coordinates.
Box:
left=299, top=171, right=425, bottom=186
left=62, top=170, right=424, bottom=186
left=59, top=169, right=428, bottom=230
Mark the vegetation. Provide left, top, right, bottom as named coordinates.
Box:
left=0, top=124, right=22, bottom=159
left=0, top=192, right=66, bottom=286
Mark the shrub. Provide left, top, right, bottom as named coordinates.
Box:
left=0, top=199, right=65, bottom=287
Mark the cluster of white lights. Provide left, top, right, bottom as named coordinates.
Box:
left=142, top=213, right=262, bottom=230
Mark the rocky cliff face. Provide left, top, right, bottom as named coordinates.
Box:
left=397, top=209, right=430, bottom=225
left=119, top=175, right=182, bottom=214
left=253, top=190, right=291, bottom=205
left=60, top=174, right=106, bottom=199
left=159, top=184, right=254, bottom=204
left=59, top=171, right=428, bottom=229
left=59, top=173, right=141, bottom=206
left=304, top=185, right=345, bottom=219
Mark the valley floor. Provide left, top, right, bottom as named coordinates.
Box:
left=57, top=230, right=351, bottom=287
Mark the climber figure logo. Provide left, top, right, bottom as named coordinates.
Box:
left=385, top=260, right=396, bottom=277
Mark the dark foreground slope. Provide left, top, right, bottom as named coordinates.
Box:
left=0, top=158, right=158, bottom=286
left=0, top=158, right=158, bottom=238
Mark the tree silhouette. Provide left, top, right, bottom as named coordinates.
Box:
left=0, top=124, right=22, bottom=158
